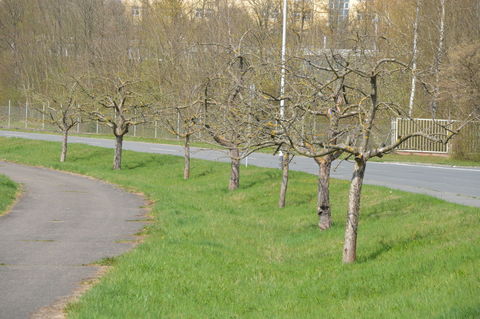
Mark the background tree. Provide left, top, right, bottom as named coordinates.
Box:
left=277, top=53, right=358, bottom=230
left=160, top=91, right=203, bottom=180
left=203, top=50, right=274, bottom=190
left=440, top=41, right=480, bottom=160
left=33, top=78, right=81, bottom=162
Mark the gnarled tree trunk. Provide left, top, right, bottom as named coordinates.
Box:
left=60, top=129, right=68, bottom=162
left=229, top=147, right=240, bottom=190
left=113, top=135, right=123, bottom=170
left=278, top=152, right=290, bottom=208
left=184, top=134, right=191, bottom=180
left=316, top=157, right=332, bottom=230
left=343, top=158, right=367, bottom=263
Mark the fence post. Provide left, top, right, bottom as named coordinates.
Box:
left=391, top=118, right=396, bottom=145
left=96, top=120, right=99, bottom=134
left=76, top=104, right=80, bottom=133
left=42, top=103, right=46, bottom=129
left=8, top=100, right=11, bottom=129
left=25, top=101, right=28, bottom=129
left=176, top=109, right=180, bottom=140
left=301, top=114, right=305, bottom=136
left=133, top=109, right=137, bottom=137
left=154, top=120, right=158, bottom=138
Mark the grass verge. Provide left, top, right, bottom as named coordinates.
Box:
left=0, top=172, right=19, bottom=216
left=3, top=127, right=479, bottom=167
left=0, top=137, right=479, bottom=318
left=368, top=152, right=480, bottom=167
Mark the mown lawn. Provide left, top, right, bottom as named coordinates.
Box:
left=0, top=172, right=19, bottom=216
left=0, top=137, right=479, bottom=319
left=3, top=128, right=479, bottom=167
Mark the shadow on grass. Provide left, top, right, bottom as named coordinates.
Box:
left=193, top=167, right=215, bottom=178
left=437, top=304, right=480, bottom=319
left=358, top=232, right=430, bottom=263
left=70, top=148, right=110, bottom=162
left=125, top=154, right=180, bottom=170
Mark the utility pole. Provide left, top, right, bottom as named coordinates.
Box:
left=279, top=0, right=288, bottom=158
left=278, top=0, right=290, bottom=208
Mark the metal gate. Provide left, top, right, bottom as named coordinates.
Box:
left=391, top=118, right=452, bottom=153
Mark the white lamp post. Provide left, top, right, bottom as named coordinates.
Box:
left=279, top=0, right=288, bottom=159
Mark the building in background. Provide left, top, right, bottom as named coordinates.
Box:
left=328, top=0, right=364, bottom=26
left=119, top=0, right=367, bottom=26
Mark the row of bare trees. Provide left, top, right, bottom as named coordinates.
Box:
left=1, top=0, right=478, bottom=263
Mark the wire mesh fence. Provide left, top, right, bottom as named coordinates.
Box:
left=1, top=103, right=478, bottom=157
left=0, top=102, right=179, bottom=140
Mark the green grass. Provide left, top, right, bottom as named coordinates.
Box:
left=369, top=152, right=480, bottom=167
left=0, top=173, right=19, bottom=216
left=1, top=127, right=220, bottom=150
left=4, top=127, right=478, bottom=167
left=0, top=137, right=479, bottom=319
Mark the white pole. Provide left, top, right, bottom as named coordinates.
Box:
left=8, top=100, right=11, bottom=129
left=42, top=103, right=46, bottom=129
left=280, top=0, right=288, bottom=120
left=176, top=109, right=180, bottom=140
left=279, top=0, right=288, bottom=158
left=76, top=104, right=80, bottom=133
left=154, top=120, right=158, bottom=139
left=96, top=120, right=99, bottom=134
left=25, top=101, right=28, bottom=129
left=133, top=109, right=137, bottom=137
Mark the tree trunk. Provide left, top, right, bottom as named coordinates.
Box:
left=408, top=0, right=421, bottom=117
left=317, top=158, right=332, bottom=230
left=431, top=0, right=446, bottom=117
left=278, top=152, right=290, bottom=208
left=343, top=158, right=367, bottom=264
left=113, top=135, right=123, bottom=170
left=60, top=130, right=68, bottom=162
left=184, top=134, right=191, bottom=180
left=229, top=148, right=240, bottom=190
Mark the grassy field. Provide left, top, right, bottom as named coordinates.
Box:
left=0, top=173, right=19, bottom=216
left=0, top=137, right=479, bottom=318
left=3, top=127, right=480, bottom=167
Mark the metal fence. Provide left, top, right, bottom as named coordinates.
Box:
left=391, top=118, right=480, bottom=154
left=2, top=103, right=478, bottom=155
left=391, top=118, right=451, bottom=153
left=0, top=102, right=179, bottom=140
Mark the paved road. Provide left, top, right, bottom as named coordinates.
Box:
left=0, top=162, right=146, bottom=318
left=1, top=130, right=480, bottom=207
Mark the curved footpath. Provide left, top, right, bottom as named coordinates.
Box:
left=0, top=162, right=146, bottom=318
left=1, top=130, right=480, bottom=208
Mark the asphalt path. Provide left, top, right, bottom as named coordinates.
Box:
left=0, top=162, right=146, bottom=318
left=1, top=130, right=480, bottom=207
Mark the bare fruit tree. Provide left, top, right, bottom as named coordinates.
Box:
left=160, top=95, right=203, bottom=180
left=33, top=79, right=81, bottom=162
left=278, top=53, right=358, bottom=230
left=311, top=54, right=469, bottom=263
left=79, top=76, right=152, bottom=170
left=202, top=45, right=275, bottom=190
